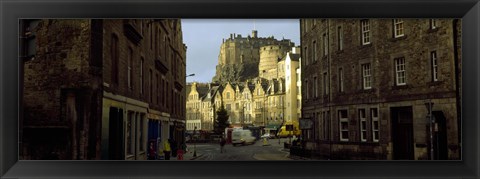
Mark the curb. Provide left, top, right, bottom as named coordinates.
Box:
left=189, top=154, right=204, bottom=160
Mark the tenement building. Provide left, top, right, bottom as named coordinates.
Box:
left=300, top=19, right=461, bottom=160
left=21, top=19, right=187, bottom=160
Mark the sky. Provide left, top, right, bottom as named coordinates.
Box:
left=182, top=19, right=300, bottom=83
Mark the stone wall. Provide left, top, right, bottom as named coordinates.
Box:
left=22, top=19, right=103, bottom=159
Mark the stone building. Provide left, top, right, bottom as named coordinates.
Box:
left=300, top=19, right=461, bottom=160
left=212, top=30, right=295, bottom=83
left=185, top=83, right=209, bottom=130
left=259, top=45, right=290, bottom=80
left=186, top=30, right=300, bottom=134
left=21, top=19, right=187, bottom=160
left=282, top=49, right=302, bottom=124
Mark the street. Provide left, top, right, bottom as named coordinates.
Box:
left=183, top=138, right=292, bottom=161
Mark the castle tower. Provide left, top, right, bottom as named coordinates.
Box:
left=252, top=30, right=258, bottom=38
left=259, top=45, right=289, bottom=80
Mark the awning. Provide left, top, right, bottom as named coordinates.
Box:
left=264, top=124, right=281, bottom=130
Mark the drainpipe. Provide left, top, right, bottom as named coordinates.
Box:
left=452, top=19, right=461, bottom=159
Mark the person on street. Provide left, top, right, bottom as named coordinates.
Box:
left=220, top=137, right=226, bottom=153
left=163, top=139, right=172, bottom=160
left=148, top=141, right=156, bottom=160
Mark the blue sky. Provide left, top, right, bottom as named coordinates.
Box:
left=182, top=19, right=300, bottom=83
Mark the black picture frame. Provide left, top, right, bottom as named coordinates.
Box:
left=1, top=0, right=479, bottom=178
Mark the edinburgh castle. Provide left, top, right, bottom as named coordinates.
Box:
left=212, top=30, right=295, bottom=83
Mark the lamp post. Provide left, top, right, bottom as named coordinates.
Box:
left=193, top=126, right=197, bottom=157
left=425, top=100, right=434, bottom=160
left=186, top=73, right=195, bottom=78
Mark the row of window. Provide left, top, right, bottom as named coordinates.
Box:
left=303, top=19, right=438, bottom=66
left=304, top=51, right=439, bottom=99
left=111, top=32, right=185, bottom=118
left=126, top=111, right=146, bottom=156
left=309, top=108, right=379, bottom=143
left=338, top=108, right=379, bottom=142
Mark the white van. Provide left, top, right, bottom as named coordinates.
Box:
left=231, top=129, right=256, bottom=146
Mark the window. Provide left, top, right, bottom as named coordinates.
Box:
left=140, top=58, right=144, bottom=94
left=304, top=47, right=308, bottom=66
left=431, top=51, right=438, bottom=81
left=393, top=19, right=404, bottom=38
left=138, top=114, right=145, bottom=151
left=430, top=19, right=437, bottom=29
left=339, top=68, right=344, bottom=92
left=127, top=112, right=134, bottom=155
left=128, top=48, right=133, bottom=90
left=371, top=108, right=379, bottom=142
left=156, top=74, right=159, bottom=104
left=166, top=82, right=169, bottom=108
left=323, top=72, right=328, bottom=95
left=339, top=110, right=349, bottom=141
left=323, top=33, right=328, bottom=56
left=314, top=76, right=318, bottom=98
left=226, top=104, right=231, bottom=111
left=312, top=41, right=317, bottom=62
left=320, top=112, right=325, bottom=140
left=395, top=57, right=406, bottom=85
left=305, top=79, right=309, bottom=99
left=111, top=34, right=119, bottom=84
left=150, top=69, right=153, bottom=102
left=362, top=63, right=372, bottom=89
left=150, top=23, right=153, bottom=50
left=338, top=26, right=343, bottom=50
left=23, top=20, right=39, bottom=61
left=161, top=76, right=165, bottom=106
left=359, top=109, right=367, bottom=142
left=361, top=20, right=370, bottom=45
left=226, top=92, right=230, bottom=99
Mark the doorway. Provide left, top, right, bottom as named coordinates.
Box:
left=108, top=107, right=124, bottom=160
left=391, top=106, right=414, bottom=160
left=433, top=111, right=448, bottom=160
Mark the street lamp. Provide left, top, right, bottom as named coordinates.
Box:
left=425, top=100, right=434, bottom=160
left=186, top=73, right=195, bottom=78
left=193, top=126, right=197, bottom=157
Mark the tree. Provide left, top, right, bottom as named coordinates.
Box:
left=214, top=104, right=230, bottom=135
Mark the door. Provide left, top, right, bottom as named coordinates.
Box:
left=433, top=111, right=448, bottom=160
left=108, top=107, right=124, bottom=160
left=391, top=107, right=414, bottom=160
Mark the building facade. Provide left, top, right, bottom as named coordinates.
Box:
left=21, top=19, right=187, bottom=160
left=300, top=19, right=461, bottom=160
left=186, top=44, right=302, bottom=134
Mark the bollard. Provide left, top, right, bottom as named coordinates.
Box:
left=177, top=149, right=184, bottom=160
left=263, top=138, right=270, bottom=146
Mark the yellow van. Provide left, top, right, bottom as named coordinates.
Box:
left=276, top=121, right=301, bottom=138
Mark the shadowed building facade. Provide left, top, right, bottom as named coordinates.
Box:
left=300, top=19, right=461, bottom=160
left=21, top=19, right=187, bottom=160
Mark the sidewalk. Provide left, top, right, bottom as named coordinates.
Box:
left=169, top=150, right=203, bottom=161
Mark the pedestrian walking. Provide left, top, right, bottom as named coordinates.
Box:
left=220, top=137, right=226, bottom=153
left=163, top=139, right=172, bottom=160
left=148, top=141, right=156, bottom=160
left=176, top=142, right=187, bottom=160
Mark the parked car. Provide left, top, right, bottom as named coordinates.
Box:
left=232, top=129, right=256, bottom=146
